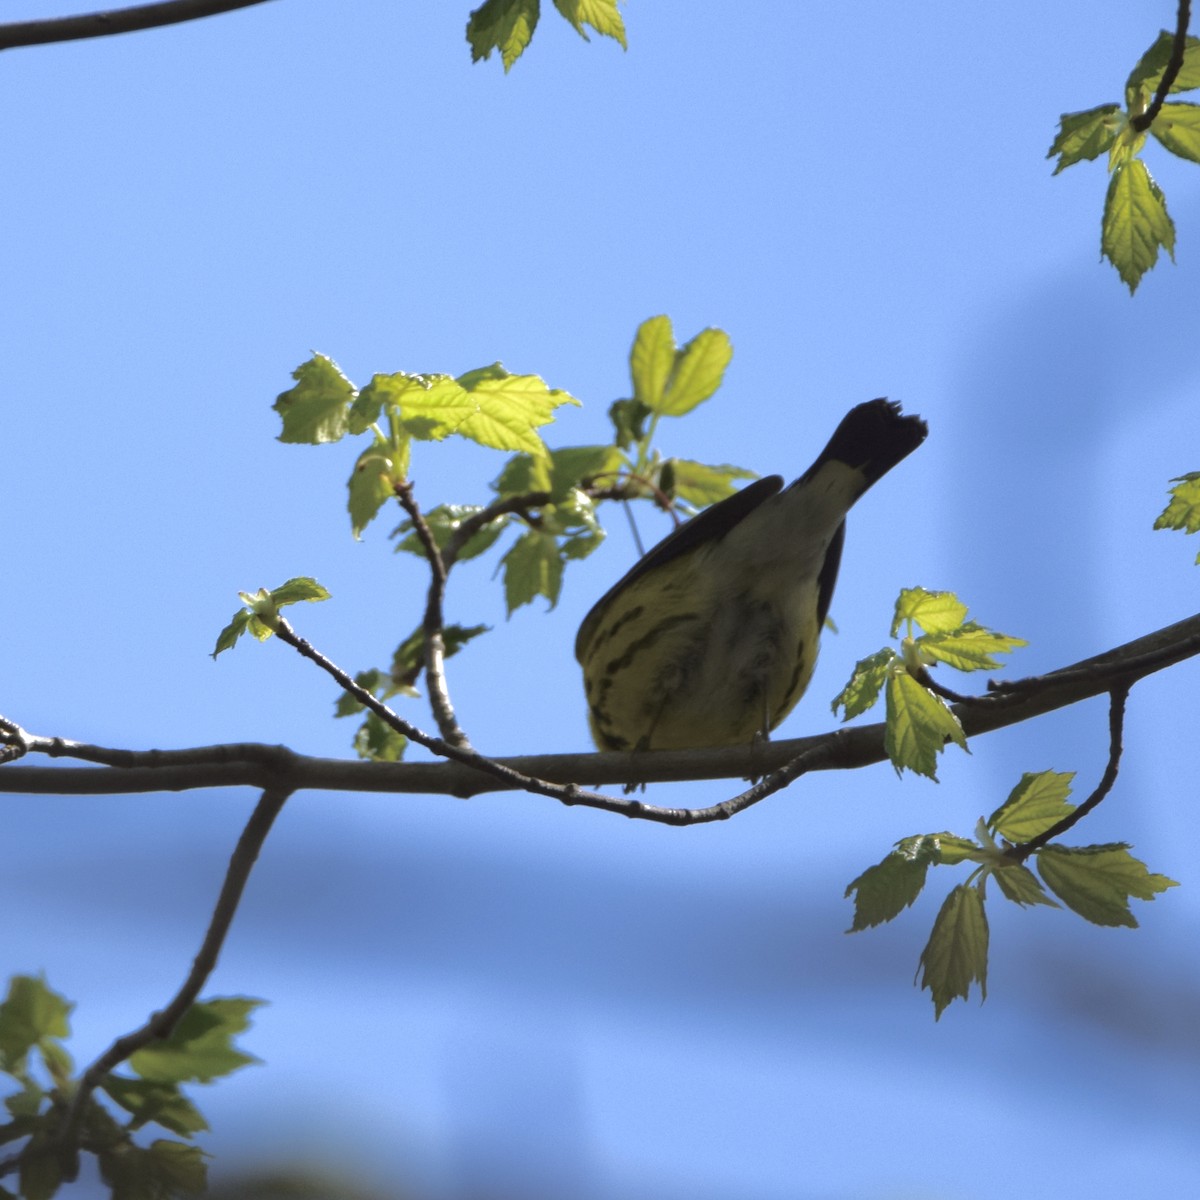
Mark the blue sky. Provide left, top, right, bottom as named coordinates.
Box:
left=3, top=2, right=1200, bottom=1197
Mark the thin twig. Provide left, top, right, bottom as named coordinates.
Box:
left=0, top=0, right=274, bottom=51
left=1132, top=0, right=1193, bottom=131
left=0, top=787, right=292, bottom=1181
left=1007, top=684, right=1130, bottom=861
left=393, top=481, right=472, bottom=749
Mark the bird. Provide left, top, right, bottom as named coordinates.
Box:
left=575, top=398, right=928, bottom=752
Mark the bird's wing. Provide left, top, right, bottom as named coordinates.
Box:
left=574, top=474, right=785, bottom=662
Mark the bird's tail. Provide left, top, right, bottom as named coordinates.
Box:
left=790, top=398, right=928, bottom=492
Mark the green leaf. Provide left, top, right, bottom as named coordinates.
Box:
left=653, top=328, right=733, bottom=417
left=394, top=503, right=509, bottom=562
left=992, top=862, right=1059, bottom=908
left=1150, top=100, right=1200, bottom=162
left=1154, top=473, right=1200, bottom=561
left=101, top=1076, right=208, bottom=1137
left=629, top=315, right=676, bottom=410
left=0, top=976, right=72, bottom=1074
left=4, top=1077, right=44, bottom=1120
left=831, top=647, right=897, bottom=720
left=666, top=460, right=757, bottom=507
left=988, top=770, right=1076, bottom=842
left=884, top=670, right=967, bottom=779
left=917, top=884, right=989, bottom=1019
left=348, top=434, right=402, bottom=539
left=608, top=397, right=652, bottom=450
left=552, top=0, right=627, bottom=48
left=99, top=1138, right=207, bottom=1200
left=273, top=355, right=354, bottom=445
left=500, top=528, right=563, bottom=613
left=845, top=835, right=941, bottom=932
left=359, top=372, right=471, bottom=442
left=548, top=444, right=627, bottom=500
left=1102, top=157, right=1175, bottom=294
left=211, top=609, right=252, bottom=658
left=466, top=0, right=540, bottom=70
left=458, top=368, right=580, bottom=458
left=917, top=622, right=1027, bottom=672
left=933, top=835, right=983, bottom=866
left=352, top=710, right=407, bottom=763
left=891, top=588, right=967, bottom=637
left=268, top=577, right=331, bottom=607
left=389, top=622, right=492, bottom=688
left=1036, top=844, right=1178, bottom=928
left=19, top=1134, right=63, bottom=1200
left=1047, top=104, right=1123, bottom=173
left=1125, top=31, right=1200, bottom=110
left=129, top=998, right=262, bottom=1085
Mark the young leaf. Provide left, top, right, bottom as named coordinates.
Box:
left=666, top=460, right=757, bottom=507
left=1154, top=472, right=1200, bottom=561
left=98, top=1138, right=207, bottom=1199
left=0, top=976, right=72, bottom=1074
left=988, top=770, right=1076, bottom=843
left=1047, top=104, right=1122, bottom=173
left=466, top=0, right=540, bottom=70
left=891, top=588, right=967, bottom=637
left=1125, top=30, right=1200, bottom=110
left=917, top=622, right=1027, bottom=672
left=845, top=836, right=941, bottom=931
left=917, top=884, right=989, bottom=1019
left=1036, top=844, right=1178, bottom=928
left=455, top=368, right=580, bottom=458
left=501, top=529, right=564, bottom=613
left=352, top=711, right=408, bottom=764
left=552, top=0, right=627, bottom=48
left=128, top=998, right=262, bottom=1085
left=273, top=355, right=354, bottom=445
left=348, top=435, right=402, bottom=539
left=212, top=579, right=330, bottom=657
left=630, top=315, right=676, bottom=411
left=1102, top=157, right=1175, bottom=294
left=548, top=444, right=627, bottom=500
left=884, top=670, right=967, bottom=779
left=394, top=504, right=508, bottom=562
left=654, top=328, right=733, bottom=417
left=101, top=1076, right=208, bottom=1137
left=831, top=647, right=897, bottom=720
left=992, top=862, right=1059, bottom=908
left=18, top=1134, right=63, bottom=1200
left=1150, top=100, right=1200, bottom=163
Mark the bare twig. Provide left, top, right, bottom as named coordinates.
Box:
left=1007, top=684, right=1130, bottom=861
left=393, top=481, right=472, bottom=749
left=0, top=0, right=274, bottom=51
left=1132, top=0, right=1193, bottom=131
left=0, top=786, right=291, bottom=1181
left=4, top=611, right=1200, bottom=815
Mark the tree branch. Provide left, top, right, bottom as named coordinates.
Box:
left=0, top=0, right=274, bottom=51
left=393, top=481, right=472, bottom=750
left=4, top=611, right=1200, bottom=817
left=0, top=786, right=291, bottom=1182
left=1008, top=684, right=1130, bottom=860
left=1131, top=0, right=1193, bottom=131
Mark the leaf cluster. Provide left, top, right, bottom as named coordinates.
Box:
left=845, top=772, right=1177, bottom=1017
left=0, top=977, right=261, bottom=1199
left=466, top=0, right=627, bottom=72
left=233, top=317, right=751, bottom=760
left=1048, top=28, right=1200, bottom=291
left=1154, top=471, right=1200, bottom=561
left=832, top=587, right=1026, bottom=779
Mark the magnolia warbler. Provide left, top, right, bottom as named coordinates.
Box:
left=575, top=398, right=927, bottom=751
